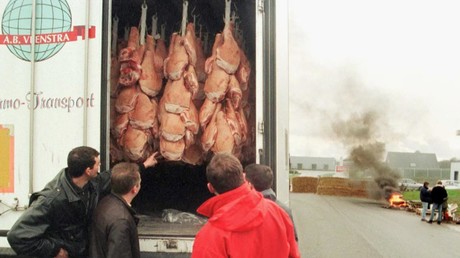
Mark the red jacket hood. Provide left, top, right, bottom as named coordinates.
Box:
left=197, top=183, right=267, bottom=232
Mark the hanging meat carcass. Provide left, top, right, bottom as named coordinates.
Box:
left=203, top=60, right=230, bottom=103
left=150, top=98, right=160, bottom=139
left=235, top=48, right=251, bottom=91
left=201, top=103, right=221, bottom=152
left=118, top=27, right=143, bottom=87
left=158, top=102, right=186, bottom=142
left=110, top=137, right=124, bottom=165
left=110, top=0, right=256, bottom=165
left=211, top=109, right=235, bottom=154
left=194, top=28, right=207, bottom=83
left=115, top=87, right=139, bottom=113
left=202, top=33, right=230, bottom=104
left=215, top=22, right=240, bottom=74
left=119, top=125, right=153, bottom=162
left=160, top=137, right=185, bottom=161
left=181, top=103, right=203, bottom=165
left=197, top=0, right=252, bottom=158
left=184, top=65, right=199, bottom=98
left=164, top=33, right=189, bottom=80
left=119, top=60, right=142, bottom=87
left=223, top=98, right=242, bottom=146
left=184, top=23, right=198, bottom=67
left=182, top=142, right=204, bottom=165
left=110, top=5, right=165, bottom=164
left=150, top=15, right=167, bottom=80
left=112, top=112, right=129, bottom=139
left=155, top=24, right=168, bottom=67
left=227, top=75, right=242, bottom=109
left=157, top=1, right=204, bottom=163
left=182, top=99, right=199, bottom=135
left=129, top=92, right=156, bottom=130
left=162, top=77, right=191, bottom=114
left=139, top=36, right=163, bottom=97
left=191, top=25, right=207, bottom=109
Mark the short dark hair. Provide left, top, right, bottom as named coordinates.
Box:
left=244, top=164, right=273, bottom=192
left=67, top=146, right=99, bottom=178
left=206, top=153, right=244, bottom=194
left=111, top=162, right=140, bottom=195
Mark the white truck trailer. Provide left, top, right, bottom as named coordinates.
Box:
left=0, top=0, right=290, bottom=256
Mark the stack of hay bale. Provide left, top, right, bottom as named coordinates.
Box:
left=316, top=177, right=351, bottom=196
left=290, top=176, right=370, bottom=198
left=348, top=179, right=370, bottom=198
left=291, top=177, right=318, bottom=193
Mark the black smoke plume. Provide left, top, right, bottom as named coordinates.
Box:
left=332, top=111, right=400, bottom=200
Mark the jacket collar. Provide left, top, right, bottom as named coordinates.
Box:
left=62, top=169, right=93, bottom=202
left=197, top=183, right=251, bottom=218
left=261, top=188, right=277, bottom=201
left=196, top=183, right=266, bottom=231
left=110, top=193, right=139, bottom=225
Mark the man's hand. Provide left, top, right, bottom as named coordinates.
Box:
left=54, top=248, right=68, bottom=258
left=143, top=151, right=162, bottom=168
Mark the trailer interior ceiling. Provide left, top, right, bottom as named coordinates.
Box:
left=112, top=0, right=255, bottom=59
left=108, top=0, right=256, bottom=215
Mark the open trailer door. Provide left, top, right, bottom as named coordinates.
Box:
left=101, top=0, right=274, bottom=255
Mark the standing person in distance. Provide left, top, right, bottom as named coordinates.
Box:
left=427, top=180, right=448, bottom=225
left=90, top=162, right=142, bottom=258
left=191, top=153, right=300, bottom=258
left=419, top=181, right=432, bottom=221
left=244, top=163, right=298, bottom=241
left=7, top=146, right=159, bottom=258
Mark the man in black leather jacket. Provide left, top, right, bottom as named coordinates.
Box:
left=427, top=180, right=448, bottom=225
left=90, top=162, right=142, bottom=258
left=7, top=146, right=158, bottom=258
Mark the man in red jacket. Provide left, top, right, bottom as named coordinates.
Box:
left=191, top=153, right=300, bottom=258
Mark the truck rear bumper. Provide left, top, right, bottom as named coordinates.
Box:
left=140, top=236, right=194, bottom=256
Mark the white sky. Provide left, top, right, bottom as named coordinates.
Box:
left=288, top=0, right=460, bottom=161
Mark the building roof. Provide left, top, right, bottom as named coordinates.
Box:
left=385, top=151, right=439, bottom=169
left=290, top=156, right=336, bottom=165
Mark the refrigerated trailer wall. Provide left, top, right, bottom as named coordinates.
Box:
left=0, top=0, right=103, bottom=236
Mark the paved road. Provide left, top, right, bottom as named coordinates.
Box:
left=290, top=193, right=460, bottom=258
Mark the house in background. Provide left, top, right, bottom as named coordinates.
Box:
left=384, top=151, right=450, bottom=182
left=385, top=151, right=439, bottom=169
left=290, top=156, right=336, bottom=171
left=451, top=162, right=460, bottom=181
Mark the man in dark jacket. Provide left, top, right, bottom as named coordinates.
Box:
left=244, top=163, right=298, bottom=241
left=7, top=146, right=158, bottom=258
left=419, top=181, right=431, bottom=221
left=428, top=180, right=448, bottom=225
left=90, top=162, right=142, bottom=258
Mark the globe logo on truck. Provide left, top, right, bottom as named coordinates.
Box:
left=1, top=0, right=95, bottom=62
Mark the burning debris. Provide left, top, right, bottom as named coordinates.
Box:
left=385, top=191, right=408, bottom=209
left=349, top=142, right=401, bottom=201
left=332, top=111, right=401, bottom=201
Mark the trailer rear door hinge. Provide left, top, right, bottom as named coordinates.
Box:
left=258, top=121, right=264, bottom=134
left=258, top=0, right=265, bottom=12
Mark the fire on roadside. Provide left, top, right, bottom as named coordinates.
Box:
left=387, top=192, right=408, bottom=208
